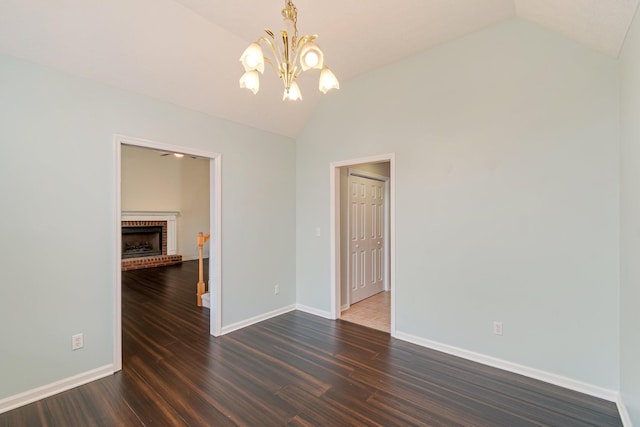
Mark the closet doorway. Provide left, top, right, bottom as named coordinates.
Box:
left=330, top=154, right=395, bottom=334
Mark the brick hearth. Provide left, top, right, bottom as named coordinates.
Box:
left=122, top=254, right=182, bottom=271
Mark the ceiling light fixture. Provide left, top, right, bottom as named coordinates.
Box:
left=239, top=0, right=339, bottom=101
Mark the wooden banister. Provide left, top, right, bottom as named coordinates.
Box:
left=196, top=231, right=211, bottom=307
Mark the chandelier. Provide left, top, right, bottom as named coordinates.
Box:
left=239, top=0, right=339, bottom=101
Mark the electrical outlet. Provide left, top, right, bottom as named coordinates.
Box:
left=493, top=321, right=503, bottom=336
left=72, top=333, right=84, bottom=350
left=274, top=284, right=280, bottom=295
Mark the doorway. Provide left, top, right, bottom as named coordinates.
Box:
left=113, top=134, right=222, bottom=372
left=330, top=153, right=395, bottom=335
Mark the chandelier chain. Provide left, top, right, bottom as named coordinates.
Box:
left=287, top=0, right=298, bottom=50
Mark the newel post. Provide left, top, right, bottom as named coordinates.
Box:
left=196, top=231, right=211, bottom=306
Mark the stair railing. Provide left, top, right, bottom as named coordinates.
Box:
left=196, top=231, right=211, bottom=306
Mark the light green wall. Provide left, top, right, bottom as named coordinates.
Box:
left=620, top=3, right=640, bottom=424
left=0, top=14, right=629, bottom=409
left=0, top=54, right=296, bottom=400
left=296, top=18, right=620, bottom=389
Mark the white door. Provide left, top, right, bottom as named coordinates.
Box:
left=349, top=175, right=385, bottom=304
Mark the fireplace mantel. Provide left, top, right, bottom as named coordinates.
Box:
left=121, top=211, right=179, bottom=255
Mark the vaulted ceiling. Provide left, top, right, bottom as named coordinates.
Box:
left=0, top=0, right=637, bottom=137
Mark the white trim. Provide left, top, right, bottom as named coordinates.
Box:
left=121, top=210, right=180, bottom=216
left=113, top=141, right=123, bottom=371
left=116, top=134, right=218, bottom=159
left=332, top=153, right=396, bottom=167
left=394, top=331, right=620, bottom=402
left=330, top=153, right=396, bottom=335
left=330, top=165, right=340, bottom=320
left=340, top=303, right=350, bottom=312
left=296, top=304, right=333, bottom=319
left=389, top=157, right=395, bottom=334
left=209, top=153, right=223, bottom=337
left=114, top=134, right=223, bottom=371
left=220, top=305, right=297, bottom=335
left=0, top=365, right=113, bottom=414
left=348, top=168, right=389, bottom=182
left=618, top=395, right=633, bottom=427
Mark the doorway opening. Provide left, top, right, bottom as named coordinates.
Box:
left=113, top=134, right=222, bottom=372
left=330, top=153, right=395, bottom=334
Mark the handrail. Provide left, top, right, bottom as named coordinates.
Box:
left=196, top=231, right=211, bottom=307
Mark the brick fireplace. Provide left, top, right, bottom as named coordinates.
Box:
left=121, top=211, right=182, bottom=271
left=122, top=222, right=164, bottom=258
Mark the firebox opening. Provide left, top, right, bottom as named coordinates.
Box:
left=122, top=226, right=163, bottom=259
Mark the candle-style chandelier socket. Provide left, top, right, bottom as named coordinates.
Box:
left=239, top=0, right=339, bottom=101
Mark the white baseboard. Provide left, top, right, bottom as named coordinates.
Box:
left=220, top=305, right=296, bottom=335
left=295, top=304, right=333, bottom=319
left=340, top=304, right=350, bottom=312
left=0, top=364, right=114, bottom=414
left=2, top=327, right=628, bottom=424
left=618, top=395, right=633, bottom=427
left=393, top=331, right=619, bottom=403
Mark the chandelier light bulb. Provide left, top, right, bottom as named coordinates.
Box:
left=299, top=41, right=324, bottom=71
left=305, top=52, right=318, bottom=67
left=246, top=55, right=259, bottom=69
left=319, top=67, right=339, bottom=94
left=240, top=43, right=265, bottom=73
left=284, top=82, right=302, bottom=101
left=239, top=70, right=260, bottom=94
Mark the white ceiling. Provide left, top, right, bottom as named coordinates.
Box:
left=0, top=0, right=637, bottom=137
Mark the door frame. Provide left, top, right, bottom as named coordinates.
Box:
left=345, top=169, right=390, bottom=308
left=330, top=153, right=395, bottom=335
left=113, top=134, right=222, bottom=372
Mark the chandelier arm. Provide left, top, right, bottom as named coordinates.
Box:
left=262, top=57, right=280, bottom=74
left=263, top=29, right=286, bottom=71
left=293, top=66, right=303, bottom=81
left=257, top=36, right=277, bottom=55
left=257, top=36, right=283, bottom=75
left=282, top=30, right=290, bottom=66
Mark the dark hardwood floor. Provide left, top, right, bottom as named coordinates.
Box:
left=0, top=261, right=623, bottom=426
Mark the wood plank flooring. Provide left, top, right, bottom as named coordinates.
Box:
left=0, top=261, right=623, bottom=426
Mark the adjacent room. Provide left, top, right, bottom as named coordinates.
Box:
left=0, top=0, right=639, bottom=425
